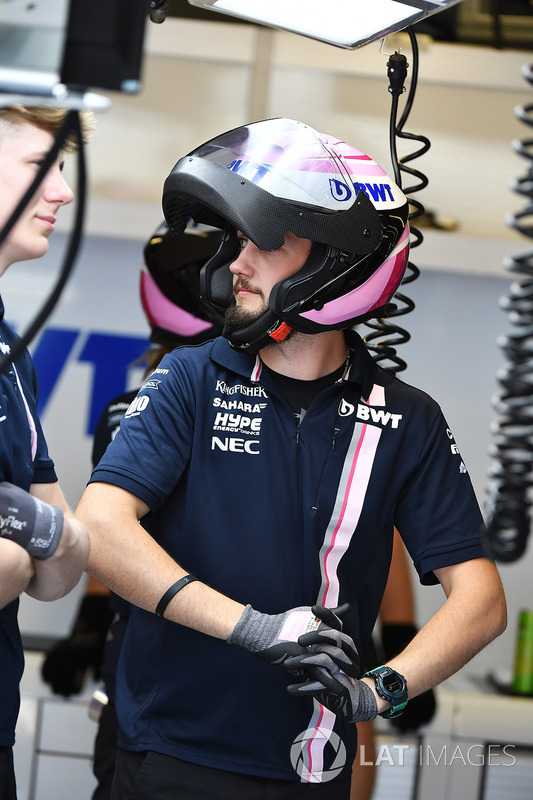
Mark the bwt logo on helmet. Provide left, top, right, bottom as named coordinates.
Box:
left=329, top=179, right=396, bottom=205
left=355, top=182, right=396, bottom=204
left=329, top=179, right=352, bottom=202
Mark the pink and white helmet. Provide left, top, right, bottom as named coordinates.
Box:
left=141, top=220, right=224, bottom=345
left=162, top=118, right=409, bottom=353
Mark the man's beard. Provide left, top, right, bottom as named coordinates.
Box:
left=224, top=281, right=268, bottom=334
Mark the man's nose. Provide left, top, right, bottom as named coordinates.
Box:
left=229, top=244, right=256, bottom=277
left=43, top=168, right=75, bottom=207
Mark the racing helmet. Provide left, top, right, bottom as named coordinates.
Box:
left=162, top=118, right=410, bottom=354
left=141, top=220, right=225, bottom=345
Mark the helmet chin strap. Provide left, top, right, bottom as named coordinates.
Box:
left=268, top=321, right=293, bottom=343
left=223, top=309, right=294, bottom=355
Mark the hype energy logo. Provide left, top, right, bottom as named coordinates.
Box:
left=291, top=728, right=346, bottom=783
left=329, top=179, right=396, bottom=205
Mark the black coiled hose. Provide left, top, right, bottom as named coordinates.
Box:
left=484, top=63, right=533, bottom=563
left=363, top=27, right=428, bottom=374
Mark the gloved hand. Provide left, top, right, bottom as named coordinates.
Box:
left=381, top=623, right=436, bottom=732
left=0, top=481, right=63, bottom=560
left=227, top=602, right=356, bottom=669
left=284, top=605, right=375, bottom=722
left=285, top=654, right=378, bottom=723
left=294, top=605, right=360, bottom=679
left=41, top=594, right=114, bottom=696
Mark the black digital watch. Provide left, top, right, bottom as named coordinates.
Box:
left=363, top=665, right=408, bottom=719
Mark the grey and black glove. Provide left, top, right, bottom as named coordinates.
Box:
left=285, top=655, right=378, bottom=723
left=294, top=604, right=360, bottom=678
left=284, top=605, right=375, bottom=722
left=0, top=481, right=63, bottom=560
left=227, top=602, right=356, bottom=669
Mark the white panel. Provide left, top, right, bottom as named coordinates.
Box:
left=33, top=755, right=97, bottom=800
left=483, top=747, right=533, bottom=800
left=13, top=696, right=39, bottom=800
left=38, top=700, right=97, bottom=756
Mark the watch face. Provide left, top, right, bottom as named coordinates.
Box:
left=383, top=671, right=406, bottom=695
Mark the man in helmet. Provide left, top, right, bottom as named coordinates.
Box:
left=76, top=119, right=506, bottom=799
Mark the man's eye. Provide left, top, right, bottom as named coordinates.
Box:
left=238, top=238, right=247, bottom=250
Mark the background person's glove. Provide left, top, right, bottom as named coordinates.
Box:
left=41, top=595, right=114, bottom=696
left=0, top=481, right=63, bottom=559
left=381, top=623, right=436, bottom=732
left=227, top=602, right=356, bottom=668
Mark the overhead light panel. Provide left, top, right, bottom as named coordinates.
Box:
left=187, top=0, right=462, bottom=50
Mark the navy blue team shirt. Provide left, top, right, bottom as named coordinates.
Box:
left=0, top=296, right=57, bottom=747
left=90, top=329, right=486, bottom=783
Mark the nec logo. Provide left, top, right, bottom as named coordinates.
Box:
left=211, top=436, right=260, bottom=454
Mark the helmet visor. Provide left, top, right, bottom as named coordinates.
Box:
left=191, top=118, right=359, bottom=212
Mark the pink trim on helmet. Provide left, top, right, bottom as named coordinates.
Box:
left=323, top=136, right=388, bottom=177
left=140, top=270, right=212, bottom=337
left=300, top=227, right=410, bottom=326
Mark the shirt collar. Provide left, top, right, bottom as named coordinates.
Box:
left=210, top=329, right=377, bottom=400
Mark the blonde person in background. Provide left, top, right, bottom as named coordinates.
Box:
left=0, top=106, right=92, bottom=800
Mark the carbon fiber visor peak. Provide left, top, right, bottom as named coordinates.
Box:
left=162, top=118, right=384, bottom=254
